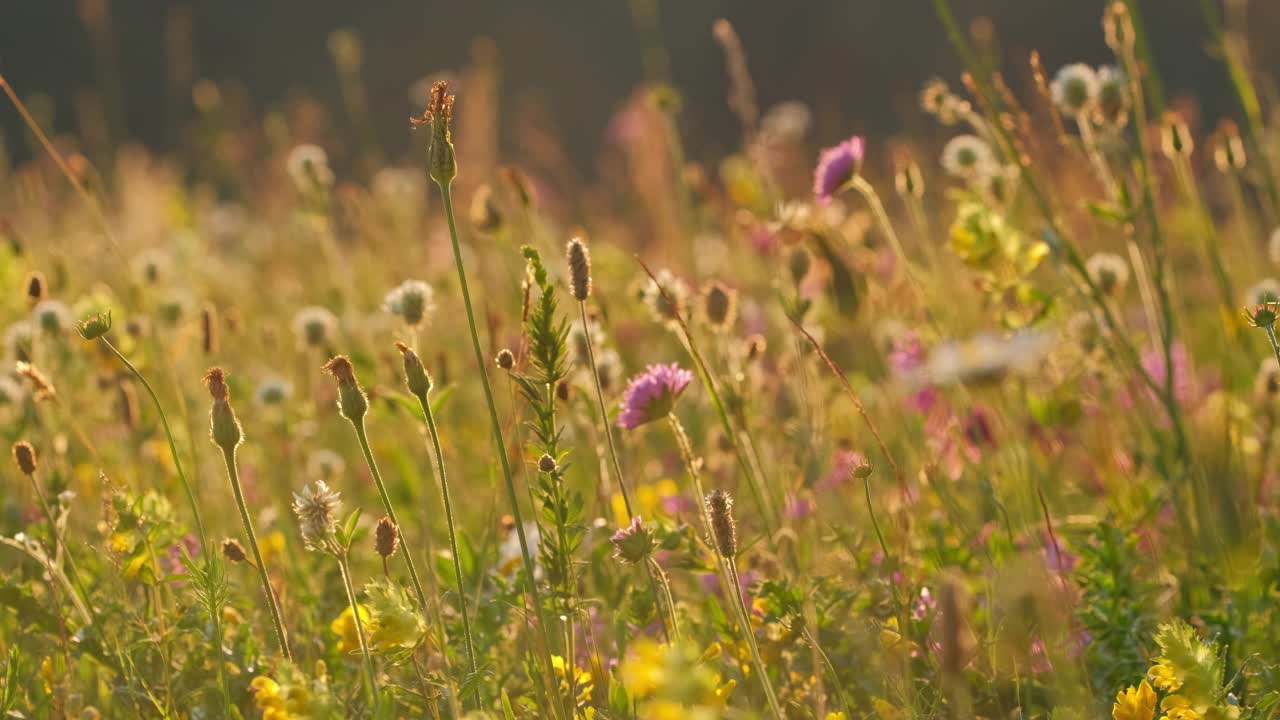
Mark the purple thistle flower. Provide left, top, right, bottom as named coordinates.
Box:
left=617, top=363, right=694, bottom=429
left=813, top=135, right=865, bottom=204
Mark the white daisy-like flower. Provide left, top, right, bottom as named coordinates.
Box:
left=292, top=480, right=342, bottom=551
left=1245, top=278, right=1280, bottom=308
left=1050, top=63, right=1099, bottom=116
left=255, top=376, right=294, bottom=406
left=32, top=300, right=71, bottom=335
left=286, top=144, right=335, bottom=194
left=941, top=135, right=998, bottom=183
left=1085, top=252, right=1130, bottom=295
left=382, top=280, right=435, bottom=328
left=292, top=306, right=339, bottom=348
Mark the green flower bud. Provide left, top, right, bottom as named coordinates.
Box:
left=323, top=355, right=368, bottom=421
left=77, top=310, right=113, bottom=340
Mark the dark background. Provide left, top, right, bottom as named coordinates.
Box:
left=1, top=1, right=1277, bottom=172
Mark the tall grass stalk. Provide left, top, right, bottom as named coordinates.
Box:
left=338, top=556, right=379, bottom=712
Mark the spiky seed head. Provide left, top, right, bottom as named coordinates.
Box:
left=538, top=453, right=557, bottom=474
left=495, top=348, right=515, bottom=371
left=701, top=281, right=737, bottom=332
left=394, top=342, right=433, bottom=397
left=375, top=516, right=400, bottom=559
left=567, top=237, right=592, bottom=301
left=221, top=538, right=247, bottom=563
left=12, top=441, right=36, bottom=475
left=323, top=355, right=368, bottom=421
left=24, top=271, right=46, bottom=307
left=705, top=489, right=737, bottom=559
left=204, top=367, right=243, bottom=452
left=76, top=310, right=113, bottom=340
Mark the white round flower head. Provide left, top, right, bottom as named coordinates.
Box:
left=32, top=300, right=71, bottom=335
left=292, top=306, right=339, bottom=348
left=286, top=144, right=335, bottom=194
left=1051, top=63, right=1100, bottom=116
left=941, top=135, right=998, bottom=184
left=1269, top=227, right=1280, bottom=265
left=255, top=376, right=294, bottom=406
left=1085, top=252, right=1130, bottom=295
left=307, top=448, right=346, bottom=482
left=1245, top=278, right=1280, bottom=308
left=292, top=479, right=342, bottom=551
left=1094, top=66, right=1130, bottom=127
left=382, top=280, right=435, bottom=328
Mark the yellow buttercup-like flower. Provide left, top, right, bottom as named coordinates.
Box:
left=1148, top=663, right=1182, bottom=692
left=1113, top=679, right=1157, bottom=720
left=329, top=605, right=370, bottom=653
left=1160, top=694, right=1204, bottom=720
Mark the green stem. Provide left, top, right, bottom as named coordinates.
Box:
left=338, top=556, right=379, bottom=712
left=437, top=181, right=568, bottom=720
left=26, top=473, right=96, bottom=622
left=646, top=557, right=681, bottom=642
left=219, top=447, right=292, bottom=659
left=667, top=414, right=782, bottom=719
left=1265, top=327, right=1280, bottom=375
left=413, top=389, right=482, bottom=708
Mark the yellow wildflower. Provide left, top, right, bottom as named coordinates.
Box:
left=329, top=605, right=370, bottom=653
left=619, top=639, right=667, bottom=698
left=259, top=530, right=286, bottom=567
left=1113, top=679, right=1157, bottom=720
left=551, top=654, right=593, bottom=709
left=1149, top=663, right=1181, bottom=692
left=873, top=697, right=907, bottom=720
left=1160, top=694, right=1204, bottom=720
left=39, top=657, right=54, bottom=694
left=826, top=713, right=849, bottom=720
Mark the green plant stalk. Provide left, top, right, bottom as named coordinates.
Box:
left=577, top=300, right=672, bottom=642
left=437, top=182, right=568, bottom=720
left=1171, top=155, right=1236, bottom=316
left=411, top=388, right=482, bottom=707
left=219, top=446, right=292, bottom=660
left=338, top=556, right=379, bottom=712
left=25, top=473, right=95, bottom=622
left=646, top=557, right=681, bottom=642
left=1264, top=327, right=1280, bottom=375
left=637, top=258, right=779, bottom=533
left=667, top=413, right=783, bottom=720
left=849, top=175, right=932, bottom=320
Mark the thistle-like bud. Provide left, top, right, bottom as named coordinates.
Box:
left=566, top=237, right=592, bottom=301
left=538, top=453, right=557, bottom=474
left=705, top=489, right=737, bottom=559
left=77, top=310, right=113, bottom=340
left=495, top=348, right=515, bottom=371
left=322, top=355, right=368, bottom=421
left=395, top=341, right=433, bottom=398
left=414, top=80, right=457, bottom=187
left=610, top=516, right=657, bottom=564
left=701, top=281, right=737, bottom=332
left=375, top=516, right=400, bottom=559
left=12, top=441, right=37, bottom=475
left=221, top=538, right=247, bottom=563
left=24, top=271, right=46, bottom=307
left=204, top=367, right=243, bottom=453
left=1160, top=112, right=1194, bottom=159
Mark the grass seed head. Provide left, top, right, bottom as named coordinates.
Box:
left=567, top=237, right=592, bottom=301
left=705, top=489, right=737, bottom=559
left=24, top=271, right=46, bottom=307
left=375, top=516, right=400, bottom=559
left=12, top=440, right=36, bottom=475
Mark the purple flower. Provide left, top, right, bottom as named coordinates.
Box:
left=813, top=135, right=865, bottom=204
left=617, top=363, right=694, bottom=429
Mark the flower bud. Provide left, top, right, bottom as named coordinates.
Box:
left=610, top=516, right=656, bottom=564
left=566, top=237, right=592, bottom=301
left=701, top=281, right=737, bottom=332
left=395, top=341, right=433, bottom=398
left=322, top=355, right=368, bottom=421
left=375, top=516, right=400, bottom=559
left=77, top=310, right=113, bottom=340
left=1160, top=112, right=1194, bottom=160
left=787, top=246, right=812, bottom=285
left=12, top=441, right=37, bottom=475
left=426, top=81, right=457, bottom=187
left=204, top=368, right=243, bottom=453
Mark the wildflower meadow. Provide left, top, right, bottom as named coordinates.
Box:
left=3, top=2, right=1280, bottom=718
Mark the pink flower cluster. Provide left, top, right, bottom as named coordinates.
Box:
left=617, top=363, right=694, bottom=429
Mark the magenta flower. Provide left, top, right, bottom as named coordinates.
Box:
left=617, top=363, right=693, bottom=429
left=813, top=135, right=865, bottom=204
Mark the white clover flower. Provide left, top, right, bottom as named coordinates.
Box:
left=292, top=306, right=339, bottom=348
left=941, top=135, right=998, bottom=184
left=1086, top=252, right=1130, bottom=296
left=292, top=480, right=342, bottom=551
left=32, top=300, right=71, bottom=335
left=255, top=376, right=294, bottom=406
left=286, top=144, right=335, bottom=194
left=1245, top=278, right=1280, bottom=308
left=1051, top=63, right=1099, bottom=116
left=382, top=280, right=435, bottom=328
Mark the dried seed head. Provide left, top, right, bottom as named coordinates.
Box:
left=395, top=341, right=433, bottom=397
left=566, top=237, right=592, bottom=301
left=555, top=380, right=571, bottom=402
left=12, top=441, right=37, bottom=475
left=221, top=538, right=247, bottom=563
left=1160, top=112, right=1194, bottom=159
left=538, top=453, right=557, bottom=474
left=24, top=271, right=46, bottom=307
left=1212, top=119, right=1247, bottom=173
left=495, top=348, right=515, bottom=371
left=323, top=355, right=368, bottom=421
left=375, top=516, right=400, bottom=558
left=1103, top=2, right=1134, bottom=52
left=203, top=367, right=243, bottom=452
left=701, top=281, right=737, bottom=332
left=704, top=489, right=737, bottom=559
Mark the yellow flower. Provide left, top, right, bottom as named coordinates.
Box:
left=1113, top=679, right=1157, bottom=720
left=1160, top=695, right=1204, bottom=720
left=879, top=616, right=903, bottom=650
left=872, top=697, right=907, bottom=720
left=611, top=479, right=681, bottom=525
left=259, top=530, right=286, bottom=567
left=551, top=654, right=593, bottom=708
left=826, top=713, right=848, bottom=720
left=39, top=657, right=54, bottom=695
left=619, top=639, right=667, bottom=699
left=329, top=605, right=370, bottom=653
left=1149, top=664, right=1182, bottom=692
